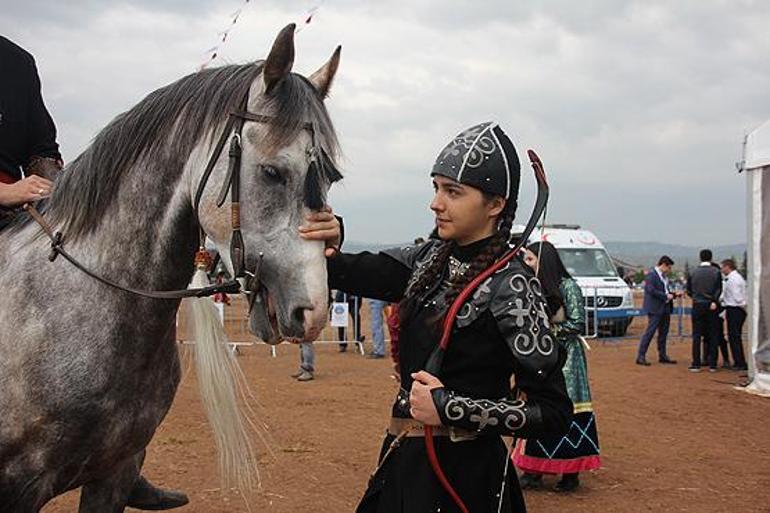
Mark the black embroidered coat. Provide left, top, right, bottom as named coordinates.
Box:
left=328, top=237, right=572, bottom=513
left=0, top=36, right=61, bottom=180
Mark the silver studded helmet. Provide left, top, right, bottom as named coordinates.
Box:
left=431, top=121, right=520, bottom=200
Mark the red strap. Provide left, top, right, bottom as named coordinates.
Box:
left=0, top=170, right=18, bottom=185
left=424, top=426, right=470, bottom=513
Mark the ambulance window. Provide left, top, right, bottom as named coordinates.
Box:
left=557, top=249, right=617, bottom=277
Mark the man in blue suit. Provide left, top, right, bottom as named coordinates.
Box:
left=636, top=255, right=679, bottom=365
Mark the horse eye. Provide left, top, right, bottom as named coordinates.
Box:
left=262, top=166, right=284, bottom=184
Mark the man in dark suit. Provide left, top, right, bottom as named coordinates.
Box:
left=636, top=255, right=679, bottom=365
left=686, top=249, right=723, bottom=372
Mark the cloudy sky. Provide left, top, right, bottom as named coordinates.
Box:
left=2, top=0, right=768, bottom=246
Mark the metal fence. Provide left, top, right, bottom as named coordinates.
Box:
left=580, top=285, right=693, bottom=340
left=321, top=292, right=366, bottom=354
left=176, top=293, right=371, bottom=356
left=177, top=287, right=744, bottom=355
left=582, top=287, right=748, bottom=345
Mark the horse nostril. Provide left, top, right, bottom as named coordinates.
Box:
left=291, top=306, right=309, bottom=328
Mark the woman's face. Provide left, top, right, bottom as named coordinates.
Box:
left=429, top=175, right=504, bottom=245
left=523, top=248, right=539, bottom=270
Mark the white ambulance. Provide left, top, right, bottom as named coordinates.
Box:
left=512, top=224, right=635, bottom=337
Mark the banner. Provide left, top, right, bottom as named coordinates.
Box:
left=330, top=301, right=349, bottom=327
left=198, top=0, right=325, bottom=70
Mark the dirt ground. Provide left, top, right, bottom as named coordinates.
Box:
left=43, top=303, right=770, bottom=513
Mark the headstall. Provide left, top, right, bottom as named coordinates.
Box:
left=28, top=89, right=319, bottom=301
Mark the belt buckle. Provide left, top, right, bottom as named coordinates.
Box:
left=449, top=427, right=477, bottom=442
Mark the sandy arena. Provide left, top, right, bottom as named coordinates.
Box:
left=43, top=301, right=770, bottom=513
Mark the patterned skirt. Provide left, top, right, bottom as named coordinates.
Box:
left=513, top=336, right=601, bottom=474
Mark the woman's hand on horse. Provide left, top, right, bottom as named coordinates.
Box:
left=299, top=205, right=341, bottom=257
left=409, top=371, right=444, bottom=426
left=0, top=176, right=53, bottom=207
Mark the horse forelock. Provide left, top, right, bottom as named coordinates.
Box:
left=37, top=62, right=341, bottom=241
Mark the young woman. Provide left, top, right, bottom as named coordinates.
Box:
left=300, top=122, right=572, bottom=512
left=514, top=241, right=601, bottom=492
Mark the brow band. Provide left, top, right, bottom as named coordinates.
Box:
left=231, top=111, right=314, bottom=132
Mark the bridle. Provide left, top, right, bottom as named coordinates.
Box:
left=192, top=91, right=315, bottom=281
left=28, top=87, right=320, bottom=301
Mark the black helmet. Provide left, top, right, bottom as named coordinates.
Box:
left=431, top=121, right=520, bottom=201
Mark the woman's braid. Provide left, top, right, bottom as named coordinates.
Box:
left=399, top=200, right=517, bottom=325
left=443, top=206, right=516, bottom=309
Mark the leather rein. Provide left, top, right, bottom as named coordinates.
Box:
left=27, top=90, right=314, bottom=301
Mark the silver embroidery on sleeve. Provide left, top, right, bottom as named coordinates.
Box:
left=444, top=395, right=528, bottom=432
left=502, top=274, right=555, bottom=357
left=473, top=277, right=493, bottom=300
left=456, top=302, right=473, bottom=320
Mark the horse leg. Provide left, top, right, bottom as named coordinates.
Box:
left=77, top=453, right=142, bottom=513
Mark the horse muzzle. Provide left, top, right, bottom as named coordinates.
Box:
left=247, top=283, right=324, bottom=344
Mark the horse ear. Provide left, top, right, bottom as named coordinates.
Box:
left=263, top=23, right=296, bottom=94
left=309, top=45, right=341, bottom=99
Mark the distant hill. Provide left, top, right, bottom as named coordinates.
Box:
left=342, top=240, right=748, bottom=271
left=342, top=241, right=400, bottom=254
left=603, top=241, right=746, bottom=268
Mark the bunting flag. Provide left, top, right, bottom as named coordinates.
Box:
left=198, top=0, right=325, bottom=71
left=198, top=0, right=251, bottom=70
left=296, top=3, right=323, bottom=33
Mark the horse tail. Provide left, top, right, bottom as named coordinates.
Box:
left=185, top=268, right=259, bottom=495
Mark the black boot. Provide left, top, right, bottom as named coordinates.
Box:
left=554, top=473, right=580, bottom=492
left=126, top=475, right=189, bottom=510
left=519, top=472, right=543, bottom=490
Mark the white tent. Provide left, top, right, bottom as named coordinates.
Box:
left=744, top=120, right=770, bottom=396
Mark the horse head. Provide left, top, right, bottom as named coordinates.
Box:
left=196, top=24, right=342, bottom=344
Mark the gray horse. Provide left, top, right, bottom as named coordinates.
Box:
left=0, top=24, right=341, bottom=512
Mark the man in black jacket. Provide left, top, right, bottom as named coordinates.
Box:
left=686, top=249, right=723, bottom=372
left=0, top=36, right=188, bottom=510
left=0, top=35, right=62, bottom=227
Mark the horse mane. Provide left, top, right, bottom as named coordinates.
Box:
left=40, top=63, right=340, bottom=240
